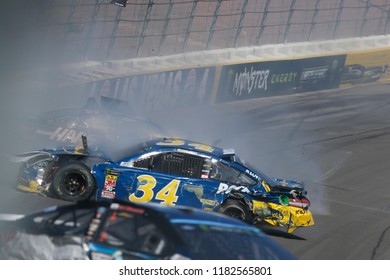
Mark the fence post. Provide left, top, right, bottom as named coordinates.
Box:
left=84, top=0, right=100, bottom=61
left=360, top=0, right=371, bottom=36
left=63, top=0, right=77, bottom=42
left=158, top=0, right=174, bottom=56
left=137, top=0, right=154, bottom=57
left=107, top=6, right=123, bottom=58
left=234, top=0, right=249, bottom=47
left=257, top=0, right=271, bottom=45
left=308, top=0, right=321, bottom=41
left=182, top=0, right=198, bottom=52
left=385, top=9, right=390, bottom=34
left=284, top=0, right=297, bottom=43
left=333, top=0, right=345, bottom=39
left=206, top=0, right=222, bottom=50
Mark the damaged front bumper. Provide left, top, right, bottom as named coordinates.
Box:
left=13, top=151, right=56, bottom=196
left=252, top=200, right=314, bottom=233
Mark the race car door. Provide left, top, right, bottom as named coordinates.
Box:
left=127, top=151, right=220, bottom=209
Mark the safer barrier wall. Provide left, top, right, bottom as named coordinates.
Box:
left=84, top=38, right=390, bottom=113
left=84, top=66, right=217, bottom=115
left=80, top=34, right=390, bottom=113
left=213, top=55, right=346, bottom=103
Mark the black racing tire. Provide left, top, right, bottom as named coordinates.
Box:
left=217, top=199, right=253, bottom=223
left=52, top=162, right=95, bottom=202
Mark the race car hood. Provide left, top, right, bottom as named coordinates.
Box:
left=9, top=147, right=89, bottom=167
left=271, top=178, right=306, bottom=194
left=9, top=151, right=55, bottom=168
left=10, top=134, right=110, bottom=167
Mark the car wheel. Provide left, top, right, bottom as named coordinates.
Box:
left=52, top=162, right=95, bottom=202
left=218, top=199, right=253, bottom=223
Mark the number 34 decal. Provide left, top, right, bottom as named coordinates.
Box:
left=129, top=175, right=180, bottom=206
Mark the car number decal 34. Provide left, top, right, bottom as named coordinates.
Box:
left=129, top=174, right=180, bottom=206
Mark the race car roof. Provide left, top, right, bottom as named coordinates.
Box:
left=146, top=138, right=231, bottom=158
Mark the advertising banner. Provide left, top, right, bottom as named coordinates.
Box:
left=215, top=55, right=346, bottom=103
left=341, top=48, right=390, bottom=85
left=84, top=66, right=216, bottom=114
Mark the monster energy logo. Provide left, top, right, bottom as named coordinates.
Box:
left=233, top=67, right=270, bottom=96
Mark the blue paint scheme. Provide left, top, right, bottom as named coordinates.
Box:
left=88, top=138, right=307, bottom=215
left=15, top=137, right=313, bottom=231
left=87, top=242, right=158, bottom=260
left=91, top=138, right=272, bottom=209
left=2, top=199, right=297, bottom=259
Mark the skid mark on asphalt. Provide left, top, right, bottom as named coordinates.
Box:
left=324, top=198, right=390, bottom=214
left=371, top=226, right=390, bottom=260
left=315, top=151, right=352, bottom=181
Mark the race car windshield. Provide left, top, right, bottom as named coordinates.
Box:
left=172, top=220, right=294, bottom=260
left=239, top=162, right=276, bottom=187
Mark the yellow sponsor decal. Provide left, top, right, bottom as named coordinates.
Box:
left=17, top=181, right=42, bottom=194
left=188, top=143, right=214, bottom=153
left=184, top=185, right=204, bottom=199
left=342, top=48, right=390, bottom=85
left=200, top=199, right=217, bottom=206
left=156, top=139, right=185, bottom=146
left=105, top=174, right=117, bottom=181
left=346, top=48, right=390, bottom=69
left=156, top=139, right=214, bottom=153
left=262, top=181, right=271, bottom=192
left=252, top=200, right=314, bottom=233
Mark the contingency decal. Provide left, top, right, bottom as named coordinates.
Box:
left=87, top=207, right=106, bottom=239
left=101, top=169, right=119, bottom=199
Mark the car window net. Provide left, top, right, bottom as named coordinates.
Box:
left=152, top=153, right=205, bottom=179
left=98, top=211, right=170, bottom=256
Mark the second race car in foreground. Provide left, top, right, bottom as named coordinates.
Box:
left=0, top=200, right=296, bottom=259
left=13, top=137, right=314, bottom=233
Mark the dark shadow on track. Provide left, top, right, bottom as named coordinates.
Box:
left=257, top=224, right=307, bottom=240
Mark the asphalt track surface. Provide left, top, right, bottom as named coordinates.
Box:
left=1, top=82, right=390, bottom=260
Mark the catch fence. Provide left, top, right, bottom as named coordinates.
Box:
left=22, top=0, right=390, bottom=63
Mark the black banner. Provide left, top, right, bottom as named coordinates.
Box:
left=84, top=66, right=216, bottom=114
left=215, top=55, right=346, bottom=103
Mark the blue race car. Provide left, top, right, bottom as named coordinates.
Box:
left=13, top=136, right=314, bottom=233
left=0, top=200, right=296, bottom=260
